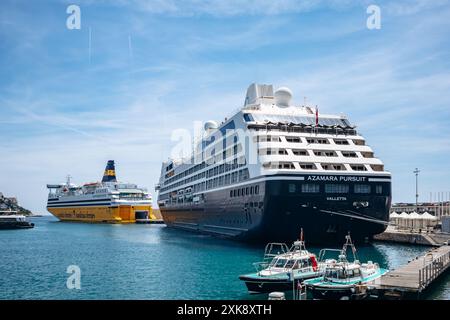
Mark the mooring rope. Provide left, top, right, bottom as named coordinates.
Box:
left=319, top=209, right=390, bottom=226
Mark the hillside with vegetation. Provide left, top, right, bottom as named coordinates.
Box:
left=0, top=193, right=32, bottom=216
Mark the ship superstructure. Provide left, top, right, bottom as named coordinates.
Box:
left=157, top=84, right=391, bottom=243
left=47, top=161, right=154, bottom=223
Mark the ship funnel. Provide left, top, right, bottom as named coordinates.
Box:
left=102, top=160, right=117, bottom=183
left=244, top=83, right=274, bottom=106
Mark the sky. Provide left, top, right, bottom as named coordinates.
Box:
left=1, top=0, right=450, bottom=214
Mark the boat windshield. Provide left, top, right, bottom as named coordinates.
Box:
left=325, top=268, right=347, bottom=279
left=285, top=260, right=296, bottom=268
left=347, top=268, right=361, bottom=278
left=269, top=258, right=307, bottom=270
left=275, top=259, right=288, bottom=268
left=300, top=258, right=311, bottom=268
left=325, top=270, right=337, bottom=279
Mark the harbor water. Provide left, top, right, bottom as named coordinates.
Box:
left=0, top=216, right=448, bottom=300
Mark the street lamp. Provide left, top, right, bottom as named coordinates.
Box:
left=414, top=168, right=420, bottom=212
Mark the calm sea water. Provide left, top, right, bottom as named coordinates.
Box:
left=0, top=216, right=448, bottom=300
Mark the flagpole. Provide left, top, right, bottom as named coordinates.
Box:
left=315, top=106, right=319, bottom=136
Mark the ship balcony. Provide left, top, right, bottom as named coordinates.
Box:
left=248, top=124, right=357, bottom=136
left=258, top=154, right=383, bottom=166
left=256, top=141, right=374, bottom=153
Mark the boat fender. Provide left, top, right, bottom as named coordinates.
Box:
left=310, top=255, right=319, bottom=271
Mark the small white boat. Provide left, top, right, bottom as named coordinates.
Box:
left=304, top=234, right=388, bottom=300
left=239, top=230, right=325, bottom=294
left=0, top=215, right=34, bottom=230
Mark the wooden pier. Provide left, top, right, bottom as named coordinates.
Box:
left=372, top=245, right=450, bottom=299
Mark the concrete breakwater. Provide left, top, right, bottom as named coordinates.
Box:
left=374, top=227, right=450, bottom=246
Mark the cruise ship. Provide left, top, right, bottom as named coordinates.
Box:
left=47, top=161, right=154, bottom=223
left=156, top=84, right=391, bottom=243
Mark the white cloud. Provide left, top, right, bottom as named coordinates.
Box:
left=384, top=0, right=450, bottom=16
left=93, top=0, right=450, bottom=17
left=106, top=0, right=326, bottom=16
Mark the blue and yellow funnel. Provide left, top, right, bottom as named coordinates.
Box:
left=102, top=160, right=117, bottom=182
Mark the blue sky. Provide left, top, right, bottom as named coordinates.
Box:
left=1, top=0, right=450, bottom=214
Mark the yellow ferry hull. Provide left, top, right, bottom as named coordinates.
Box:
left=47, top=205, right=155, bottom=223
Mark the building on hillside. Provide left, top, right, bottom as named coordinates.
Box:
left=7, top=197, right=18, bottom=205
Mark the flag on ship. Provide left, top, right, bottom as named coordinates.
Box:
left=315, top=106, right=319, bottom=126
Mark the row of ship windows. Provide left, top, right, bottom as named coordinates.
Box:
left=164, top=134, right=365, bottom=185
left=161, top=158, right=246, bottom=192
left=163, top=168, right=251, bottom=199
left=257, top=136, right=365, bottom=146
left=263, top=162, right=384, bottom=172
left=203, top=144, right=243, bottom=166
left=206, top=169, right=250, bottom=190
left=250, top=126, right=358, bottom=137
left=225, top=183, right=382, bottom=196
left=258, top=148, right=373, bottom=158
left=229, top=185, right=260, bottom=198
left=164, top=143, right=244, bottom=185
left=290, top=183, right=383, bottom=194
left=165, top=162, right=206, bottom=181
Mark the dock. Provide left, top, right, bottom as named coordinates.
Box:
left=372, top=245, right=450, bottom=299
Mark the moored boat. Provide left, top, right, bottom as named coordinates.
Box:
left=0, top=215, right=34, bottom=230
left=239, top=230, right=324, bottom=294
left=304, top=234, right=388, bottom=300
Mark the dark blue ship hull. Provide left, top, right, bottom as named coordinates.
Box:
left=159, top=174, right=391, bottom=244
left=239, top=274, right=319, bottom=294
left=0, top=221, right=34, bottom=230
left=306, top=284, right=366, bottom=300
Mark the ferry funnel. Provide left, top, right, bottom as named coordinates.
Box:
left=102, top=160, right=117, bottom=182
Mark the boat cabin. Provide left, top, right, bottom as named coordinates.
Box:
left=0, top=215, right=29, bottom=222
left=323, top=263, right=362, bottom=283
left=269, top=254, right=317, bottom=271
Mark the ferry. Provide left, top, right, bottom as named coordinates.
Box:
left=46, top=160, right=154, bottom=223
left=239, top=230, right=325, bottom=294
left=156, top=83, right=391, bottom=243
left=304, top=234, right=388, bottom=300
left=0, top=215, right=34, bottom=229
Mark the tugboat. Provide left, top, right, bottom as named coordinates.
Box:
left=304, top=234, right=387, bottom=300
left=0, top=215, right=34, bottom=230
left=239, top=230, right=324, bottom=294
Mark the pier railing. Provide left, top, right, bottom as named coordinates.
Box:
left=418, top=249, right=450, bottom=290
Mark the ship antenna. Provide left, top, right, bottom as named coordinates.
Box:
left=343, top=232, right=358, bottom=262
left=298, top=228, right=306, bottom=250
